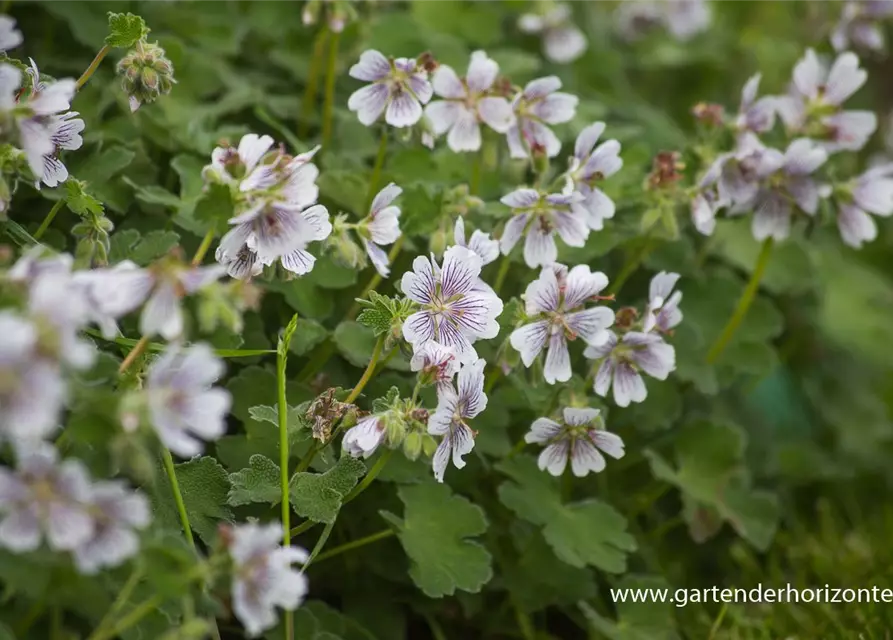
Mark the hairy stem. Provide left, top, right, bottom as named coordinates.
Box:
left=363, top=129, right=389, bottom=212
left=76, top=45, right=111, bottom=91
left=34, top=200, right=65, bottom=240
left=321, top=30, right=340, bottom=148
left=311, top=528, right=395, bottom=565
left=117, top=335, right=150, bottom=374
left=706, top=237, right=774, bottom=364
left=162, top=448, right=195, bottom=548
left=277, top=324, right=294, bottom=640
left=345, top=336, right=384, bottom=404
left=299, top=27, right=330, bottom=138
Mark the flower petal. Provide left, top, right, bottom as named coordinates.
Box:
left=543, top=331, right=571, bottom=384
left=349, top=50, right=390, bottom=81
left=510, top=321, right=550, bottom=367
left=347, top=84, right=389, bottom=126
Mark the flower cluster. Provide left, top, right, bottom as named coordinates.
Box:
left=328, top=182, right=403, bottom=277
left=518, top=3, right=588, bottom=63
left=831, top=0, right=893, bottom=53
left=615, top=0, right=711, bottom=43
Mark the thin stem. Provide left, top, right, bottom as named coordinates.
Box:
left=91, top=565, right=144, bottom=639
left=321, top=30, right=340, bottom=148
left=345, top=336, right=384, bottom=404
left=492, top=255, right=511, bottom=296
left=299, top=28, right=330, bottom=138
left=290, top=518, right=317, bottom=538
left=512, top=601, right=536, bottom=640
left=507, top=439, right=526, bottom=458
left=76, top=45, right=111, bottom=91
left=162, top=448, right=195, bottom=549
left=363, top=129, right=389, bottom=212
left=343, top=449, right=393, bottom=505
left=706, top=237, right=774, bottom=364
left=610, top=236, right=654, bottom=297
left=302, top=521, right=335, bottom=572
left=708, top=602, right=729, bottom=640
left=410, top=380, right=422, bottom=405
left=118, top=335, right=150, bottom=374
left=277, top=327, right=293, bottom=640
left=345, top=236, right=404, bottom=320
left=311, top=529, right=395, bottom=565
left=34, top=200, right=65, bottom=240
left=191, top=228, right=216, bottom=266
left=87, top=594, right=164, bottom=640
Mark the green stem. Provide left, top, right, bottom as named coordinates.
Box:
left=300, top=27, right=330, bottom=138
left=321, top=30, right=340, bottom=148
left=162, top=448, right=195, bottom=549
left=346, top=236, right=404, bottom=319
left=707, top=602, right=729, bottom=640
left=91, top=566, right=144, bottom=639
left=277, top=328, right=293, bottom=640
left=507, top=439, right=526, bottom=458
left=410, top=380, right=422, bottom=405
left=706, top=237, right=774, bottom=364
left=302, top=521, right=335, bottom=572
left=363, top=129, right=389, bottom=212
left=76, top=44, right=111, bottom=91
left=191, top=228, right=216, bottom=266
left=311, top=528, right=395, bottom=565
left=87, top=594, right=163, bottom=640
left=343, top=449, right=393, bottom=505
left=289, top=518, right=317, bottom=539
left=512, top=601, right=536, bottom=640
left=34, top=200, right=65, bottom=240
left=345, top=336, right=384, bottom=404
left=610, top=236, right=655, bottom=296
left=492, top=255, right=511, bottom=296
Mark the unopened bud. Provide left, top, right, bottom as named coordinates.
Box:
left=692, top=102, right=725, bottom=127
left=422, top=434, right=438, bottom=458
left=403, top=431, right=423, bottom=460
left=116, top=39, right=176, bottom=113
left=429, top=227, right=448, bottom=257
left=614, top=306, right=639, bottom=330
left=417, top=51, right=438, bottom=74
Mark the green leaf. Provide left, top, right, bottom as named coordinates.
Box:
left=579, top=575, right=681, bottom=640
left=290, top=317, right=329, bottom=356
left=154, top=456, right=233, bottom=545
left=227, top=454, right=282, bottom=507
left=380, top=483, right=492, bottom=598
left=496, top=456, right=637, bottom=572
left=108, top=228, right=180, bottom=265
left=194, top=181, right=235, bottom=228
left=105, top=11, right=149, bottom=48
left=333, top=321, right=378, bottom=368
left=248, top=403, right=311, bottom=450
left=289, top=456, right=366, bottom=524
left=644, top=421, right=780, bottom=550
left=64, top=179, right=105, bottom=216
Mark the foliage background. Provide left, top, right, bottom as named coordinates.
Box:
left=4, top=1, right=893, bottom=638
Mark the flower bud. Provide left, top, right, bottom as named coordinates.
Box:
left=384, top=411, right=407, bottom=447
left=422, top=434, right=438, bottom=458
left=428, top=226, right=448, bottom=256
left=116, top=40, right=176, bottom=113
left=403, top=431, right=423, bottom=461
left=326, top=229, right=365, bottom=269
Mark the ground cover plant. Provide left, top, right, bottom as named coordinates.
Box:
left=1, top=1, right=893, bottom=638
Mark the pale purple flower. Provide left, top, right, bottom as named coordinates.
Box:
left=700, top=133, right=775, bottom=210
left=736, top=74, right=776, bottom=135
left=525, top=407, right=625, bottom=477
left=203, top=133, right=276, bottom=188
left=615, top=0, right=710, bottom=42
left=585, top=331, right=676, bottom=408
left=229, top=522, right=309, bottom=638
left=454, top=217, right=499, bottom=266
left=775, top=50, right=876, bottom=153
left=564, top=122, right=624, bottom=232
left=27, top=270, right=95, bottom=370
left=428, top=358, right=486, bottom=482
left=348, top=50, right=433, bottom=128
left=836, top=163, right=893, bottom=248
left=0, top=16, right=23, bottom=52
left=145, top=343, right=232, bottom=458
left=401, top=245, right=503, bottom=362
left=0, top=446, right=95, bottom=553
left=499, top=188, right=588, bottom=267
left=831, top=1, right=893, bottom=53
left=361, top=182, right=402, bottom=277
left=343, top=416, right=386, bottom=459
left=663, top=0, right=711, bottom=40
left=215, top=242, right=263, bottom=281
left=643, top=271, right=683, bottom=333
left=71, top=481, right=150, bottom=574
left=424, top=51, right=515, bottom=153
left=510, top=264, right=615, bottom=384
left=506, top=76, right=578, bottom=159
left=689, top=186, right=726, bottom=236
left=130, top=263, right=226, bottom=339
left=518, top=3, right=588, bottom=64
left=410, top=341, right=460, bottom=399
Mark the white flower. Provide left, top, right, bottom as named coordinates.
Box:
left=26, top=269, right=95, bottom=370
left=506, top=76, right=578, bottom=159
left=229, top=522, right=308, bottom=638
left=518, top=3, right=588, bottom=64
left=499, top=188, right=588, bottom=267
left=203, top=133, right=277, bottom=189
left=131, top=263, right=226, bottom=340
left=215, top=242, right=263, bottom=281
left=689, top=185, right=726, bottom=237
left=343, top=416, right=387, bottom=459
left=401, top=245, right=503, bottom=362
left=736, top=74, right=776, bottom=135
left=525, top=407, right=624, bottom=477
left=615, top=0, right=710, bottom=42
left=424, top=51, right=515, bottom=153
left=348, top=50, right=433, bottom=128
left=831, top=1, right=893, bottom=53
left=453, top=217, right=499, bottom=266
left=836, top=163, right=893, bottom=248
left=428, top=358, right=486, bottom=482
left=71, top=481, right=151, bottom=575
left=565, top=122, right=623, bottom=232
left=585, top=331, right=676, bottom=408
left=360, top=182, right=402, bottom=277
left=145, top=343, right=232, bottom=458
left=410, top=341, right=460, bottom=399
left=0, top=16, right=23, bottom=52
left=643, top=271, right=683, bottom=333
left=511, top=264, right=615, bottom=384
left=0, top=446, right=95, bottom=553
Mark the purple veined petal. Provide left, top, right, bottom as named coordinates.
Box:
left=432, top=65, right=465, bottom=99
left=582, top=139, right=623, bottom=179
left=523, top=222, right=558, bottom=268
left=544, top=26, right=588, bottom=64
left=299, top=204, right=332, bottom=242
left=854, top=171, right=893, bottom=216
left=386, top=91, right=423, bottom=128
left=457, top=358, right=487, bottom=419
left=510, top=321, right=550, bottom=367
left=453, top=216, right=468, bottom=247
left=837, top=203, right=877, bottom=249
left=751, top=191, right=792, bottom=241
left=278, top=161, right=321, bottom=209
left=524, top=75, right=562, bottom=99
left=787, top=176, right=821, bottom=215
left=649, top=271, right=680, bottom=308
left=40, top=156, right=69, bottom=188
left=425, top=100, right=462, bottom=136
left=524, top=266, right=560, bottom=315
left=530, top=92, right=578, bottom=124
left=566, top=308, right=615, bottom=344
left=347, top=83, right=389, bottom=126
left=447, top=292, right=503, bottom=340
left=431, top=435, right=451, bottom=483
left=501, top=188, right=540, bottom=209
left=575, top=186, right=615, bottom=231
left=783, top=138, right=827, bottom=176
left=743, top=96, right=777, bottom=134
left=140, top=281, right=183, bottom=340
left=403, top=310, right=436, bottom=348
left=824, top=110, right=877, bottom=153
left=612, top=361, right=647, bottom=407
left=343, top=416, right=384, bottom=458
left=592, top=429, right=625, bottom=459
left=563, top=407, right=600, bottom=427
left=592, top=357, right=614, bottom=398
left=46, top=502, right=95, bottom=551
left=521, top=119, right=562, bottom=158
left=435, top=318, right=478, bottom=363
left=478, top=97, right=515, bottom=134
left=629, top=337, right=675, bottom=380
left=0, top=509, right=42, bottom=552
left=466, top=50, right=499, bottom=93
left=467, top=230, right=499, bottom=265
left=447, top=107, right=482, bottom=152
left=279, top=248, right=316, bottom=275
left=401, top=255, right=436, bottom=303
left=655, top=291, right=683, bottom=332
left=792, top=48, right=823, bottom=100
left=570, top=439, right=605, bottom=477
left=824, top=51, right=867, bottom=105
left=428, top=398, right=459, bottom=438
left=450, top=423, right=475, bottom=471
left=370, top=182, right=402, bottom=216
left=552, top=210, right=589, bottom=248
left=50, top=112, right=85, bottom=150
left=500, top=212, right=529, bottom=256
left=563, top=264, right=609, bottom=309
left=545, top=191, right=582, bottom=207
left=505, top=125, right=528, bottom=159
left=18, top=118, right=54, bottom=179
left=691, top=193, right=717, bottom=236
left=526, top=417, right=562, bottom=443
left=441, top=245, right=483, bottom=298
left=538, top=441, right=570, bottom=476
left=408, top=73, right=434, bottom=104
left=365, top=241, right=390, bottom=277
left=237, top=134, right=275, bottom=172
left=349, top=49, right=390, bottom=81
left=543, top=331, right=571, bottom=384
left=574, top=122, right=605, bottom=160
left=29, top=78, right=76, bottom=115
